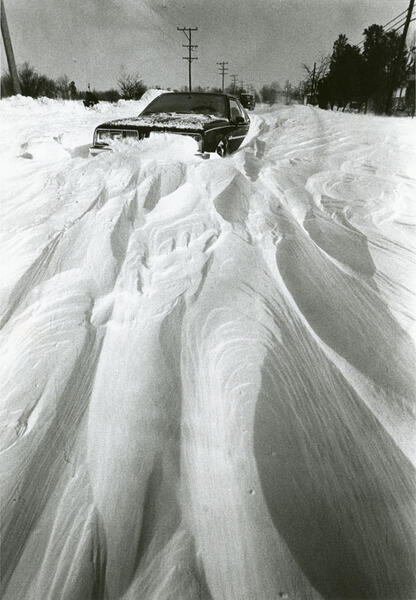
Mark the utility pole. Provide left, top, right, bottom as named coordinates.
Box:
left=412, top=37, right=416, bottom=117
left=1, top=0, right=21, bottom=95
left=177, top=27, right=198, bottom=92
left=217, top=61, right=228, bottom=92
left=310, top=62, right=316, bottom=104
left=386, top=0, right=414, bottom=114
left=230, top=74, right=238, bottom=94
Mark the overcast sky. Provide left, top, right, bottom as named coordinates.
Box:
left=1, top=0, right=413, bottom=92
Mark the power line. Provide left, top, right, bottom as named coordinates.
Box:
left=177, top=27, right=198, bottom=92
left=356, top=17, right=411, bottom=48
left=386, top=0, right=415, bottom=114
left=386, top=17, right=407, bottom=33
left=355, top=7, right=411, bottom=47
left=383, top=8, right=408, bottom=28
left=217, top=61, right=228, bottom=92
left=387, top=16, right=416, bottom=33
left=137, top=2, right=181, bottom=59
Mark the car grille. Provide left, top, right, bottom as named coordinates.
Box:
left=95, top=129, right=143, bottom=143
left=95, top=129, right=202, bottom=149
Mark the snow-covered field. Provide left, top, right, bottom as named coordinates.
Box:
left=1, top=92, right=415, bottom=600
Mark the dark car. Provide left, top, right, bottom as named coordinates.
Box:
left=239, top=93, right=255, bottom=111
left=83, top=92, right=98, bottom=108
left=84, top=90, right=99, bottom=108
left=90, top=92, right=250, bottom=157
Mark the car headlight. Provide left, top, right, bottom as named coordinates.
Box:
left=95, top=129, right=138, bottom=143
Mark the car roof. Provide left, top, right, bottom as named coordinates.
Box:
left=156, top=91, right=238, bottom=100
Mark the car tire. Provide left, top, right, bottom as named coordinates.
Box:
left=216, top=137, right=228, bottom=157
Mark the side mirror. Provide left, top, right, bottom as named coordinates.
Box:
left=234, top=115, right=245, bottom=125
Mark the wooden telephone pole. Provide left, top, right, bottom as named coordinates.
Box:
left=310, top=61, right=317, bottom=104
left=1, top=0, right=21, bottom=94
left=386, top=0, right=415, bottom=114
left=177, top=27, right=198, bottom=92
left=217, top=61, right=228, bottom=92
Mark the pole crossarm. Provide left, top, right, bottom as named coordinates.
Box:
left=230, top=74, right=239, bottom=93
left=216, top=61, right=229, bottom=92
left=217, top=60, right=228, bottom=92
left=177, top=26, right=198, bottom=92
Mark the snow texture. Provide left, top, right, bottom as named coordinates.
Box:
left=103, top=113, right=223, bottom=131
left=0, top=93, right=415, bottom=600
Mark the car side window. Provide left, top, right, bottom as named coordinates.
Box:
left=229, top=99, right=243, bottom=122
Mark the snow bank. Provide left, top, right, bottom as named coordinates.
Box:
left=1, top=99, right=415, bottom=600
left=0, top=88, right=165, bottom=163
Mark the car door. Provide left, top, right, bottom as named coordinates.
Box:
left=227, top=98, right=250, bottom=153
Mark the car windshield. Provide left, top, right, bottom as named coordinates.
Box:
left=142, top=94, right=227, bottom=117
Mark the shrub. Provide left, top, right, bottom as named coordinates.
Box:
left=96, top=88, right=121, bottom=102
left=18, top=63, right=56, bottom=97
left=118, top=70, right=147, bottom=100
left=1, top=71, right=13, bottom=97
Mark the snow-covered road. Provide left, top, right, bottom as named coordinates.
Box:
left=1, top=95, right=416, bottom=600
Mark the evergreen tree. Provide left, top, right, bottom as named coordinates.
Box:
left=362, top=24, right=407, bottom=113
left=319, top=35, right=365, bottom=110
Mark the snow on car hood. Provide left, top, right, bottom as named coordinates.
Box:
left=100, top=112, right=225, bottom=131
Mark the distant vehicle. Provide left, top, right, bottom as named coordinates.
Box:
left=346, top=101, right=361, bottom=113
left=239, top=92, right=255, bottom=111
left=83, top=90, right=98, bottom=108
left=90, top=92, right=250, bottom=157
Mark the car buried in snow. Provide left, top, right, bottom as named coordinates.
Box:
left=90, top=92, right=250, bottom=158
left=239, top=92, right=256, bottom=111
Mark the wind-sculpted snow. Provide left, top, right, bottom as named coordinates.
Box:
left=0, top=98, right=415, bottom=600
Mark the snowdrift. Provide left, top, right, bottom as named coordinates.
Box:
left=0, top=96, right=415, bottom=600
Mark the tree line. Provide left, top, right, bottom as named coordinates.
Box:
left=303, top=24, right=414, bottom=114
left=0, top=63, right=148, bottom=102
left=0, top=63, right=269, bottom=105
left=4, top=22, right=412, bottom=115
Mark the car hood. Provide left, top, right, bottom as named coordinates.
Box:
left=97, top=112, right=228, bottom=132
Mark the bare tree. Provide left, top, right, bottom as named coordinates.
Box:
left=260, top=81, right=282, bottom=105
left=301, top=55, right=330, bottom=100
left=55, top=75, right=70, bottom=99
left=1, top=71, right=13, bottom=96
left=118, top=69, right=147, bottom=100
left=8, top=62, right=57, bottom=98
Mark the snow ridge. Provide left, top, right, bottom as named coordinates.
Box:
left=1, top=98, right=416, bottom=600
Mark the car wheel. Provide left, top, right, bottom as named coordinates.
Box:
left=216, top=137, right=228, bottom=157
